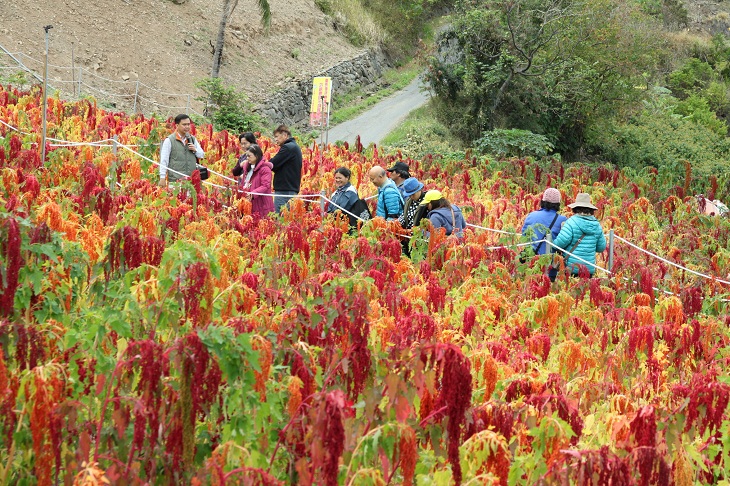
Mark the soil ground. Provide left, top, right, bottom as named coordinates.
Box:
left=0, top=0, right=361, bottom=113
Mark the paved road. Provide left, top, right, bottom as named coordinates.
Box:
left=325, top=74, right=430, bottom=147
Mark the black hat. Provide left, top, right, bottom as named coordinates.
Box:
left=386, top=161, right=410, bottom=174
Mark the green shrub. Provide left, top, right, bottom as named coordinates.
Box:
left=675, top=94, right=728, bottom=136
left=704, top=81, right=730, bottom=121
left=195, top=77, right=260, bottom=133
left=667, top=59, right=716, bottom=97
left=475, top=129, right=554, bottom=158
left=587, top=111, right=730, bottom=180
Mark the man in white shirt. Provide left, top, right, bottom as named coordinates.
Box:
left=159, top=114, right=205, bottom=186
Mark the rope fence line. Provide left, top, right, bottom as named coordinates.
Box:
left=466, top=222, right=521, bottom=236
left=3, top=116, right=730, bottom=296
left=614, top=235, right=730, bottom=286
left=7, top=51, right=201, bottom=97
left=0, top=44, right=204, bottom=118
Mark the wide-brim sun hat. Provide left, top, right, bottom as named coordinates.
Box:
left=401, top=177, right=424, bottom=198
left=420, top=189, right=443, bottom=206
left=568, top=192, right=598, bottom=210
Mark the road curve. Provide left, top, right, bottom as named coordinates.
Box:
left=325, top=75, right=430, bottom=147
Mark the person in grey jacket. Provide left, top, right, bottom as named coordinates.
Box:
left=414, top=190, right=466, bottom=237
left=327, top=167, right=359, bottom=214
left=553, top=193, right=607, bottom=276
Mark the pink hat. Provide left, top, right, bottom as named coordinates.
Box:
left=542, top=188, right=561, bottom=204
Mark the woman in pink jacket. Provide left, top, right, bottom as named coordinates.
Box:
left=233, top=144, right=274, bottom=218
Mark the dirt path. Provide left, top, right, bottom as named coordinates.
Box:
left=325, top=74, right=430, bottom=146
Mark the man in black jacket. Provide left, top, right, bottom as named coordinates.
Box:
left=270, top=124, right=303, bottom=213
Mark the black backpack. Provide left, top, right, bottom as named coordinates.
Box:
left=348, top=198, right=372, bottom=228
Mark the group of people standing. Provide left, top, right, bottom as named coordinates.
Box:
left=158, top=115, right=606, bottom=279
left=331, top=161, right=467, bottom=237
left=159, top=114, right=303, bottom=218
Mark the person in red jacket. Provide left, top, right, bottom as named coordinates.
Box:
left=233, top=144, right=274, bottom=218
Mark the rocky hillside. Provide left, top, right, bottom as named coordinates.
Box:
left=0, top=0, right=361, bottom=114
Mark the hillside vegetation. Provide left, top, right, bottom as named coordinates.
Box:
left=421, top=0, right=730, bottom=177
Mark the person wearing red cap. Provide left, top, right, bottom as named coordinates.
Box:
left=521, top=187, right=568, bottom=281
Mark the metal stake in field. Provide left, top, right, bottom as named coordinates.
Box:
left=40, top=24, right=53, bottom=164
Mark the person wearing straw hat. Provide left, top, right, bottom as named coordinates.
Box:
left=414, top=189, right=466, bottom=237
left=553, top=192, right=607, bottom=277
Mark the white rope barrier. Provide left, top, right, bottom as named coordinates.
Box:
left=544, top=240, right=613, bottom=275
left=487, top=240, right=542, bottom=251
left=614, top=235, right=730, bottom=286
left=466, top=222, right=521, bottom=236
left=321, top=195, right=368, bottom=223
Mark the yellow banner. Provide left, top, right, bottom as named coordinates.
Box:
left=310, top=77, right=332, bottom=113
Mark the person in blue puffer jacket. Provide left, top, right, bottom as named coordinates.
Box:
left=553, top=193, right=607, bottom=276
left=369, top=166, right=404, bottom=220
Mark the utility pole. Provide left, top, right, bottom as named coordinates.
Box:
left=40, top=25, right=53, bottom=164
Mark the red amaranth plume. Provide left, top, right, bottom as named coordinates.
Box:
left=0, top=217, right=21, bottom=317
left=630, top=405, right=657, bottom=486
left=463, top=306, right=476, bottom=335
left=311, top=390, right=350, bottom=486
left=678, top=371, right=730, bottom=436
left=141, top=236, right=165, bottom=267
left=426, top=274, right=446, bottom=312
left=81, top=161, right=106, bottom=201
left=628, top=325, right=655, bottom=360
left=182, top=262, right=212, bottom=326
left=639, top=267, right=655, bottom=303
left=680, top=287, right=703, bottom=317
left=421, top=343, right=472, bottom=485
left=21, top=174, right=40, bottom=202
left=8, top=134, right=21, bottom=160
left=529, top=274, right=551, bottom=299
left=364, top=268, right=386, bottom=292
left=547, top=446, right=632, bottom=484
left=95, top=188, right=116, bottom=224
left=190, top=169, right=202, bottom=194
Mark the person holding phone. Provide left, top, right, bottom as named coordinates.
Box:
left=159, top=114, right=205, bottom=186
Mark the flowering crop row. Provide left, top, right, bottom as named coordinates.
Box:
left=1, top=84, right=730, bottom=485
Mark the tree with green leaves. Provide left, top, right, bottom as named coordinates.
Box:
left=427, top=0, right=669, bottom=155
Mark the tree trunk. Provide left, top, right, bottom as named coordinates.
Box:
left=211, top=0, right=269, bottom=79
left=211, top=0, right=236, bottom=78
left=490, top=70, right=514, bottom=124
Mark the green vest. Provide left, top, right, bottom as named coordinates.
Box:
left=166, top=134, right=198, bottom=182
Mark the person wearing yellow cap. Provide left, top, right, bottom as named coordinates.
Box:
left=413, top=190, right=466, bottom=237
